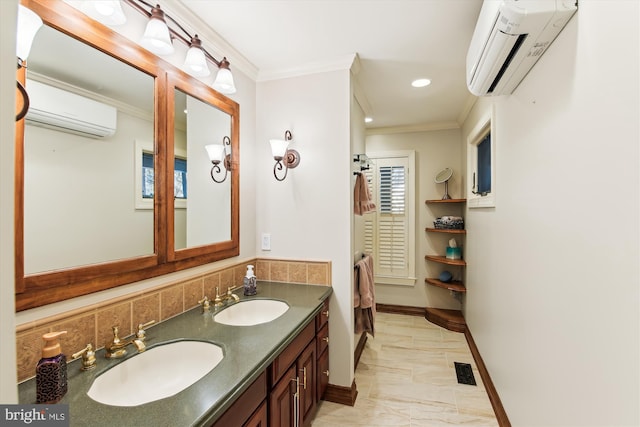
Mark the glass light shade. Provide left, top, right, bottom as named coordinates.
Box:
left=183, top=46, right=210, bottom=77
left=140, top=16, right=174, bottom=55
left=269, top=139, right=289, bottom=159
left=80, top=1, right=127, bottom=26
left=205, top=144, right=225, bottom=163
left=212, top=68, right=236, bottom=94
left=16, top=5, right=43, bottom=61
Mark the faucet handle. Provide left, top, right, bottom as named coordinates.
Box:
left=136, top=320, right=155, bottom=341
left=198, top=296, right=211, bottom=312
left=71, top=343, right=96, bottom=371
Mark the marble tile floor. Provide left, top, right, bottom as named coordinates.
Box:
left=312, top=312, right=498, bottom=426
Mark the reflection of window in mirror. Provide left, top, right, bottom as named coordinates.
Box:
left=467, top=109, right=495, bottom=208
left=135, top=140, right=187, bottom=209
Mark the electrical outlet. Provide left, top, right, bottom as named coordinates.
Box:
left=261, top=233, right=271, bottom=251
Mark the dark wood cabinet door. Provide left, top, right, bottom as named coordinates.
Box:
left=269, top=365, right=297, bottom=427
left=243, top=401, right=267, bottom=427
left=298, top=340, right=316, bottom=427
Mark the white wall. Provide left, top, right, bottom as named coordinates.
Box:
left=0, top=0, right=18, bottom=404
left=366, top=129, right=462, bottom=309
left=462, top=2, right=639, bottom=425
left=256, top=69, right=354, bottom=388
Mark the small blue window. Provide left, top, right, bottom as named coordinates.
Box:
left=477, top=133, right=491, bottom=195
left=142, top=152, right=187, bottom=200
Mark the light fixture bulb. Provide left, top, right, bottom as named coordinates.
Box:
left=80, top=1, right=127, bottom=26
left=411, top=78, right=431, bottom=88
left=269, top=139, right=289, bottom=160
left=205, top=144, right=225, bottom=163
left=183, top=36, right=210, bottom=77
left=16, top=5, right=43, bottom=62
left=365, top=117, right=373, bottom=123
left=212, top=58, right=236, bottom=94
left=140, top=6, right=174, bottom=55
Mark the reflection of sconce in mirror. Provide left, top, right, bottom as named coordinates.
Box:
left=15, top=5, right=43, bottom=121
left=270, top=130, right=301, bottom=182
left=205, top=136, right=232, bottom=183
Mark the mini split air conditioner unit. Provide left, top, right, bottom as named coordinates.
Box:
left=466, top=0, right=578, bottom=96
left=25, top=79, right=117, bottom=138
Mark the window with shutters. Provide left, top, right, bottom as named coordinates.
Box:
left=364, top=151, right=416, bottom=286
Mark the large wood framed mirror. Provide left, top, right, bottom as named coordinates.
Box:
left=15, top=0, right=239, bottom=311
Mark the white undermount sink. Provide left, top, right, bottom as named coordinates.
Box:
left=87, top=340, right=223, bottom=407
left=214, top=299, right=289, bottom=326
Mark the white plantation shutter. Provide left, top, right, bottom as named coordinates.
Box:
left=363, top=152, right=415, bottom=286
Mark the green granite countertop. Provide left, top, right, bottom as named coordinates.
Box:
left=19, top=282, right=332, bottom=426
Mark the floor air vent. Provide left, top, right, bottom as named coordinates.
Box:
left=454, top=362, right=476, bottom=386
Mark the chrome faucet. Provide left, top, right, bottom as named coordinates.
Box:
left=213, top=286, right=240, bottom=309
left=105, top=325, right=149, bottom=359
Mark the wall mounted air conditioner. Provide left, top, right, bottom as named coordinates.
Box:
left=25, top=79, right=117, bottom=138
left=466, top=0, right=577, bottom=96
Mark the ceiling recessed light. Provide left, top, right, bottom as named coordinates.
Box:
left=364, top=117, right=373, bottom=123
left=412, top=78, right=431, bottom=88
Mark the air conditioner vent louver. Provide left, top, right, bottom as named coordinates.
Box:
left=25, top=79, right=117, bottom=138
left=467, top=0, right=578, bottom=97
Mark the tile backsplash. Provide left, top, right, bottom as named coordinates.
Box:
left=16, top=258, right=331, bottom=382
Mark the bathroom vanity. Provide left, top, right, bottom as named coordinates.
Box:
left=18, top=282, right=332, bottom=427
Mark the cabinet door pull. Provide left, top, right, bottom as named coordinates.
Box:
left=322, top=310, right=329, bottom=318
left=299, top=367, right=307, bottom=390
left=323, top=370, right=330, bottom=377
left=322, top=336, right=329, bottom=344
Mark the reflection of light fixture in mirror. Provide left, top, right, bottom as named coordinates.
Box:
left=270, top=130, right=301, bottom=182
left=212, top=57, right=236, bottom=94
left=15, top=4, right=43, bottom=122
left=80, top=1, right=127, bottom=26
left=434, top=167, right=453, bottom=200
left=205, top=136, right=232, bottom=183
left=139, top=4, right=174, bottom=55
left=183, top=35, right=210, bottom=77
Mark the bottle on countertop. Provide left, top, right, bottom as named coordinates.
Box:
left=36, top=330, right=68, bottom=404
left=243, top=264, right=257, bottom=296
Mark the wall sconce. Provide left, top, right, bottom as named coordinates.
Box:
left=86, top=0, right=236, bottom=94
left=205, top=136, right=231, bottom=183
left=15, top=4, right=43, bottom=121
left=270, top=130, right=301, bottom=182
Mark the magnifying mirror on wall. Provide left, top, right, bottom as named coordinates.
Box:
left=434, top=167, right=453, bottom=200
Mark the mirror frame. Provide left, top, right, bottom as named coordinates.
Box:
left=15, top=0, right=240, bottom=311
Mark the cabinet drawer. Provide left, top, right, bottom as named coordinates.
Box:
left=316, top=323, right=329, bottom=356
left=315, top=299, right=330, bottom=330
left=211, top=371, right=266, bottom=427
left=270, top=321, right=315, bottom=385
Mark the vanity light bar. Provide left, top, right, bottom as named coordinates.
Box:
left=122, top=0, right=237, bottom=94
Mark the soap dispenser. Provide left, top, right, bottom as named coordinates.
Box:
left=243, top=264, right=257, bottom=296
left=36, top=330, right=68, bottom=404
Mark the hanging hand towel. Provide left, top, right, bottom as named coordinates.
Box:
left=354, top=172, right=376, bottom=216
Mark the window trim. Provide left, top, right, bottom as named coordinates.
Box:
left=366, top=150, right=416, bottom=286
left=467, top=108, right=496, bottom=208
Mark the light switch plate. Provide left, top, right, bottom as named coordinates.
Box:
left=261, top=233, right=271, bottom=251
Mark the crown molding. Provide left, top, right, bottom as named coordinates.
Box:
left=162, top=0, right=259, bottom=81
left=257, top=53, right=358, bottom=82
left=366, top=121, right=460, bottom=136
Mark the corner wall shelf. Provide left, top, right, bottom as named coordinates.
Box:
left=424, top=198, right=467, bottom=331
